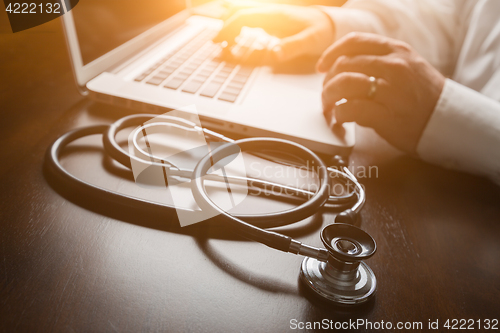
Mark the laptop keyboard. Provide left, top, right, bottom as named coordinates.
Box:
left=134, top=29, right=263, bottom=103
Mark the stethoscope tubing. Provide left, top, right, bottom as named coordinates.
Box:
left=104, top=114, right=362, bottom=209
left=44, top=114, right=365, bottom=259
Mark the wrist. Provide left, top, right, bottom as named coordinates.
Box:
left=313, top=6, right=337, bottom=51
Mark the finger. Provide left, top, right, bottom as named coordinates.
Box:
left=274, top=28, right=318, bottom=62
left=322, top=72, right=389, bottom=111
left=316, top=32, right=395, bottom=72
left=332, top=99, right=389, bottom=128
left=322, top=55, right=389, bottom=87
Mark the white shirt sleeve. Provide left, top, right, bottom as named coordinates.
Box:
left=319, top=0, right=461, bottom=74
left=417, top=79, right=500, bottom=184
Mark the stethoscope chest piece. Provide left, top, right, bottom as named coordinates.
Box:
left=300, top=223, right=377, bottom=305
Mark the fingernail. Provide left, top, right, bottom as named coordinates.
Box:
left=335, top=98, right=347, bottom=107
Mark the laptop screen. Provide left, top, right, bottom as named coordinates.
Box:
left=72, top=0, right=186, bottom=65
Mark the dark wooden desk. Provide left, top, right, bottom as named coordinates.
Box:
left=1, top=16, right=500, bottom=333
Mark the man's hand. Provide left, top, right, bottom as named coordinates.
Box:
left=213, top=4, right=335, bottom=62
left=318, top=32, right=446, bottom=154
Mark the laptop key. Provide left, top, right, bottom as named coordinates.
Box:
left=193, top=76, right=207, bottom=83
left=218, top=92, right=238, bottom=103
left=158, top=70, right=174, bottom=79
left=182, top=81, right=203, bottom=94
left=181, top=67, right=195, bottom=75
left=184, top=63, right=198, bottom=70
left=216, top=71, right=230, bottom=79
left=223, top=86, right=241, bottom=95
left=146, top=76, right=165, bottom=86
left=163, top=65, right=177, bottom=72
left=200, top=82, right=223, bottom=98
left=170, top=60, right=184, bottom=67
left=227, top=81, right=245, bottom=89
left=212, top=76, right=226, bottom=84
left=174, top=72, right=190, bottom=80
left=134, top=74, right=148, bottom=82
left=231, top=74, right=248, bottom=84
left=199, top=69, right=213, bottom=77
left=155, top=74, right=168, bottom=81
left=159, top=69, right=174, bottom=76
left=164, top=78, right=185, bottom=90
left=220, top=67, right=233, bottom=74
left=204, top=64, right=218, bottom=71
left=197, top=74, right=210, bottom=81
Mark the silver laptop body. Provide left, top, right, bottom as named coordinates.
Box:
left=61, top=0, right=354, bottom=155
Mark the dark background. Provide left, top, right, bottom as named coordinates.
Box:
left=1, top=2, right=499, bottom=332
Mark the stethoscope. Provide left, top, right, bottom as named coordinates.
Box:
left=44, top=113, right=377, bottom=305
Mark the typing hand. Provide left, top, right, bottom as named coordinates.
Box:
left=213, top=4, right=335, bottom=62
left=318, top=32, right=446, bottom=154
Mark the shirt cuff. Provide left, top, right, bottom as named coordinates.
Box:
left=417, top=79, right=500, bottom=184
left=318, top=6, right=385, bottom=41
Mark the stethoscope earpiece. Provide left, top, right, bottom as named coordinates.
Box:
left=300, top=223, right=377, bottom=306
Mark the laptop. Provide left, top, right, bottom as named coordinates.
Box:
left=61, top=0, right=355, bottom=155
